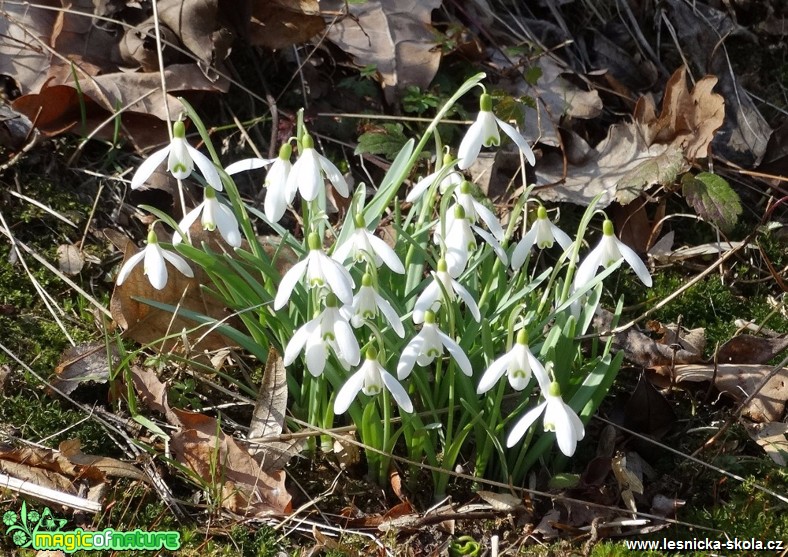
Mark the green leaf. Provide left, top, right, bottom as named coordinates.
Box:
left=682, top=172, right=742, bottom=233
left=355, top=123, right=409, bottom=159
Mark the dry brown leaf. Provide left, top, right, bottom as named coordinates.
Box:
left=595, top=309, right=705, bottom=368
left=477, top=490, right=525, bottom=512
left=51, top=341, right=119, bottom=396
left=129, top=365, right=178, bottom=424
left=743, top=422, right=788, bottom=466
left=537, top=66, right=724, bottom=207
left=58, top=439, right=147, bottom=483
left=247, top=348, right=302, bottom=471
left=56, top=244, right=84, bottom=276
left=170, top=408, right=291, bottom=516
left=247, top=0, right=325, bottom=50
left=0, top=445, right=105, bottom=494
left=668, top=364, right=788, bottom=422
left=323, top=0, right=442, bottom=103
left=716, top=334, right=788, bottom=365
left=0, top=103, right=35, bottom=150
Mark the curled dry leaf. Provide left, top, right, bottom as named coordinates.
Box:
left=58, top=439, right=147, bottom=483
left=595, top=308, right=705, bottom=368
left=0, top=445, right=106, bottom=495
left=129, top=365, right=179, bottom=424
left=247, top=348, right=302, bottom=471
left=665, top=364, right=788, bottom=423
left=323, top=0, right=442, bottom=103
left=51, top=341, right=119, bottom=396
left=716, top=334, right=788, bottom=365
left=537, top=66, right=724, bottom=207
left=743, top=422, right=788, bottom=466
left=170, top=408, right=291, bottom=516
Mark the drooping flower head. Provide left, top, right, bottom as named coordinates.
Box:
left=453, top=181, right=504, bottom=240
left=573, top=219, right=652, bottom=289
left=225, top=143, right=293, bottom=222
left=285, top=134, right=349, bottom=202
left=435, top=204, right=508, bottom=277
left=131, top=120, right=223, bottom=191
left=412, top=259, right=480, bottom=324
left=344, top=273, right=405, bottom=337
left=511, top=205, right=573, bottom=270
left=116, top=229, right=194, bottom=290
left=506, top=381, right=585, bottom=457
left=283, top=293, right=360, bottom=377
left=476, top=329, right=549, bottom=394
left=174, top=187, right=241, bottom=248
left=406, top=151, right=464, bottom=202
left=274, top=232, right=355, bottom=310
left=334, top=347, right=413, bottom=414
left=397, top=310, right=472, bottom=379
left=332, top=213, right=405, bottom=273
left=458, top=93, right=536, bottom=170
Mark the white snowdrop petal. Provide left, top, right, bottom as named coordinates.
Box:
left=368, top=234, right=405, bottom=274
left=174, top=203, right=204, bottom=245
left=131, top=146, right=170, bottom=190
left=495, top=117, right=536, bottom=166
left=476, top=353, right=510, bottom=394
left=511, top=226, right=538, bottom=270
left=475, top=225, right=508, bottom=266
left=274, top=258, right=309, bottom=310
left=144, top=245, right=168, bottom=290
left=116, top=249, right=146, bottom=285
left=551, top=223, right=574, bottom=252
left=573, top=246, right=604, bottom=289
left=407, top=171, right=438, bottom=202
left=616, top=238, right=653, bottom=287
left=457, top=118, right=485, bottom=170
left=472, top=201, right=504, bottom=241
left=438, top=330, right=473, bottom=376
left=526, top=351, right=550, bottom=392
left=284, top=320, right=317, bottom=365
left=305, top=331, right=327, bottom=376
left=506, top=402, right=547, bottom=447
left=412, top=280, right=442, bottom=324
left=397, top=334, right=424, bottom=379
left=334, top=368, right=366, bottom=414
left=224, top=157, right=274, bottom=175
left=188, top=145, right=223, bottom=191
left=451, top=279, right=481, bottom=322
left=380, top=369, right=413, bottom=413
left=319, top=255, right=354, bottom=304
left=160, top=248, right=194, bottom=279
left=374, top=292, right=405, bottom=337
left=318, top=154, right=349, bottom=197
left=333, top=317, right=360, bottom=366
left=215, top=202, right=242, bottom=247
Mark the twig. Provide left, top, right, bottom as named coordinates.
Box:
left=0, top=472, right=102, bottom=513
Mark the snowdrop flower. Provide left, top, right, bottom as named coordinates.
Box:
left=476, top=330, right=549, bottom=394
left=116, top=229, right=193, bottom=290
left=435, top=205, right=508, bottom=277
left=412, top=259, right=480, bottom=324
left=285, top=134, right=349, bottom=202
left=511, top=206, right=573, bottom=270
left=332, top=214, right=405, bottom=273
left=274, top=232, right=355, bottom=310
left=406, top=151, right=463, bottom=202
left=574, top=219, right=652, bottom=289
left=506, top=381, right=585, bottom=457
left=284, top=294, right=360, bottom=377
left=458, top=93, right=536, bottom=170
left=397, top=310, right=472, bottom=379
left=453, top=181, right=504, bottom=240
left=173, top=187, right=241, bottom=248
left=344, top=274, right=405, bottom=337
left=334, top=347, right=413, bottom=414
left=131, top=121, right=222, bottom=191
left=225, top=144, right=292, bottom=222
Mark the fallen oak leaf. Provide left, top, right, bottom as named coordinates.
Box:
left=51, top=342, right=119, bottom=396
left=170, top=408, right=291, bottom=515
left=58, top=439, right=148, bottom=483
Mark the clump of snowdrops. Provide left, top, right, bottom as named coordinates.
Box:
left=118, top=73, right=651, bottom=495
